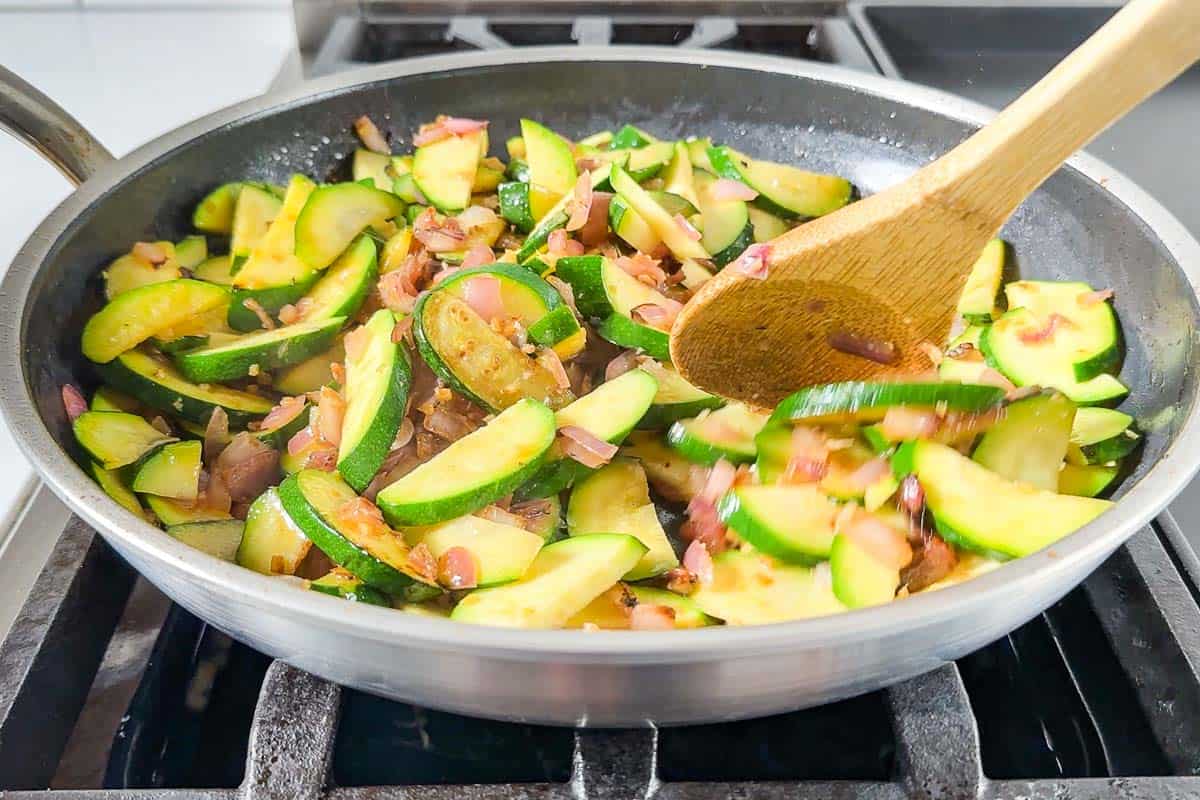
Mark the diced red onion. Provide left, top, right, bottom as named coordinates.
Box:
left=631, top=301, right=679, bottom=332
left=841, top=507, right=913, bottom=571
left=441, top=116, right=488, bottom=135
left=377, top=271, right=417, bottom=313
left=559, top=425, right=618, bottom=468
left=711, top=178, right=759, bottom=202
left=392, top=316, right=414, bottom=344
left=545, top=275, right=578, bottom=314
left=456, top=204, right=498, bottom=232
left=673, top=213, right=702, bottom=241
left=548, top=229, right=585, bottom=257
left=287, top=426, right=315, bottom=457
left=343, top=325, right=370, bottom=363
left=414, top=208, right=467, bottom=252
left=605, top=350, right=640, bottom=382
left=630, top=604, right=677, bottom=630
left=730, top=243, right=771, bottom=280
left=408, top=542, right=438, bottom=581
left=697, top=459, right=737, bottom=506
left=423, top=406, right=476, bottom=442
left=412, top=124, right=452, bottom=147
left=460, top=243, right=494, bottom=270
left=241, top=298, right=276, bottom=331
left=204, top=407, right=230, bottom=465
left=901, top=532, right=957, bottom=592
left=214, top=432, right=279, bottom=503
left=61, top=384, right=87, bottom=422
left=1017, top=313, right=1073, bottom=344
left=317, top=386, right=345, bottom=447
left=565, top=171, right=594, bottom=232
left=615, top=253, right=667, bottom=286
left=880, top=407, right=940, bottom=441
left=537, top=348, right=572, bottom=390
left=1077, top=288, right=1114, bottom=307
left=899, top=475, right=925, bottom=514
left=578, top=191, right=612, bottom=247
left=461, top=274, right=505, bottom=322
left=303, top=441, right=339, bottom=472
left=354, top=115, right=390, bottom=154
left=784, top=426, right=829, bottom=483
left=260, top=395, right=307, bottom=433
left=847, top=457, right=891, bottom=492
left=132, top=241, right=169, bottom=265
left=508, top=498, right=555, bottom=532
left=682, top=540, right=714, bottom=585
left=437, top=546, right=479, bottom=590
left=827, top=329, right=898, bottom=364
left=476, top=503, right=528, bottom=529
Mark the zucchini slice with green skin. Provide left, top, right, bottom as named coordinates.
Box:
left=236, top=487, right=312, bottom=575
left=145, top=495, right=231, bottom=527
left=436, top=263, right=573, bottom=340
left=229, top=184, right=284, bottom=270
left=82, top=279, right=231, bottom=364
left=413, top=129, right=487, bottom=213
left=608, top=194, right=661, bottom=253
left=630, top=586, right=716, bottom=628
left=707, top=145, right=853, bottom=220
left=175, top=316, right=346, bottom=383
left=132, top=440, right=203, bottom=502
left=1070, top=407, right=1139, bottom=463
left=980, top=309, right=1127, bottom=405
left=278, top=469, right=431, bottom=595
left=567, top=459, right=678, bottom=580
left=937, top=325, right=988, bottom=384
left=610, top=165, right=708, bottom=261
left=693, top=171, right=754, bottom=267
left=1059, top=463, right=1120, bottom=497
left=913, top=440, right=1112, bottom=559
left=498, top=181, right=536, bottom=232
left=300, top=234, right=378, bottom=322
left=506, top=158, right=531, bottom=182
left=274, top=339, right=344, bottom=396
left=830, top=533, right=900, bottom=608
left=294, top=182, right=405, bottom=271
left=166, top=520, right=244, bottom=562
left=619, top=431, right=706, bottom=504
left=338, top=310, right=412, bottom=492
left=686, top=137, right=715, bottom=173
left=620, top=141, right=676, bottom=182
left=514, top=164, right=615, bottom=263
left=637, top=362, right=723, bottom=429
left=662, top=141, right=700, bottom=207
left=1005, top=280, right=1121, bottom=381
left=451, top=534, right=648, bottom=628
left=174, top=236, right=207, bottom=270
left=972, top=391, right=1075, bottom=491
left=97, top=350, right=274, bottom=427
left=404, top=515, right=545, bottom=587
left=956, top=239, right=1006, bottom=324
left=310, top=568, right=390, bottom=606
left=747, top=206, right=789, bottom=243
left=89, top=461, right=145, bottom=519
left=521, top=119, right=576, bottom=197
left=1080, top=428, right=1140, bottom=464
left=193, top=181, right=280, bottom=235
left=690, top=550, right=846, bottom=625
left=377, top=399, right=557, bottom=527
left=567, top=584, right=717, bottom=629
left=413, top=291, right=574, bottom=413
left=596, top=314, right=670, bottom=361
left=518, top=369, right=660, bottom=499
left=192, top=255, right=235, bottom=286
left=352, top=149, right=392, bottom=189
left=553, top=254, right=675, bottom=359
left=717, top=484, right=838, bottom=564
left=90, top=386, right=140, bottom=414
left=103, top=245, right=183, bottom=299
left=667, top=403, right=770, bottom=466
left=769, top=381, right=1005, bottom=426
left=610, top=124, right=655, bottom=150
left=527, top=305, right=584, bottom=351
left=73, top=411, right=177, bottom=471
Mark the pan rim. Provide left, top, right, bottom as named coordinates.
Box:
left=3, top=45, right=1198, bottom=659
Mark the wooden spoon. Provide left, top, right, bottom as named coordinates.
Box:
left=670, top=0, right=1200, bottom=407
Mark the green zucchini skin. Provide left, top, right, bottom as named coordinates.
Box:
left=228, top=273, right=320, bottom=332
left=310, top=569, right=391, bottom=606
left=166, top=520, right=245, bottom=563
left=72, top=411, right=177, bottom=471
left=175, top=317, right=346, bottom=383
left=498, top=181, right=536, bottom=232
left=707, top=145, right=853, bottom=220
left=97, top=350, right=273, bottom=428
left=82, top=279, right=231, bottom=364
left=302, top=234, right=378, bottom=322
left=596, top=314, right=670, bottom=361
left=293, top=182, right=406, bottom=271
left=769, top=381, right=1005, bottom=426
left=716, top=484, right=838, bottom=565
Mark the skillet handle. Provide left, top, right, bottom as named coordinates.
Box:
left=0, top=65, right=114, bottom=187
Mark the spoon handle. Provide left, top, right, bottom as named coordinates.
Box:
left=929, top=0, right=1200, bottom=228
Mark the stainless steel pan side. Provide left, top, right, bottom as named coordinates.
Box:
left=1, top=47, right=1197, bottom=726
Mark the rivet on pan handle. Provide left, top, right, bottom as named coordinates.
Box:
left=0, top=65, right=114, bottom=187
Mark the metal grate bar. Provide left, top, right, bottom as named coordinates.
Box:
left=0, top=517, right=135, bottom=791
left=886, top=663, right=983, bottom=798
left=1084, top=526, right=1200, bottom=775
left=240, top=663, right=340, bottom=800
left=0, top=792, right=234, bottom=799
left=986, top=777, right=1200, bottom=799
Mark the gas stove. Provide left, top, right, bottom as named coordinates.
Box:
left=3, top=2, right=1200, bottom=798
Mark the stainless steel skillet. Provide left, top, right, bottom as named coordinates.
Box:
left=1, top=47, right=1198, bottom=727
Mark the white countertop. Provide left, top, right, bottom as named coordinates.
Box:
left=0, top=6, right=296, bottom=518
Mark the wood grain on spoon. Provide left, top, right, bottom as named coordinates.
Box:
left=670, top=0, right=1200, bottom=407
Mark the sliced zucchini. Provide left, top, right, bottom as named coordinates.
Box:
left=937, top=326, right=988, bottom=383
left=473, top=160, right=505, bottom=193
left=957, top=239, right=1006, bottom=324
left=1070, top=407, right=1139, bottom=464
left=610, top=165, right=708, bottom=261
left=379, top=228, right=413, bottom=274
left=103, top=245, right=182, bottom=299
left=166, top=520, right=244, bottom=562
left=144, top=495, right=231, bottom=527
left=274, top=339, right=345, bottom=396
left=192, top=255, right=235, bottom=286
left=567, top=584, right=716, bottom=629
left=1005, top=280, right=1120, bottom=381
left=913, top=440, right=1112, bottom=559
left=595, top=314, right=671, bottom=362
left=566, top=459, right=678, bottom=580
left=352, top=149, right=392, bottom=189
left=377, top=399, right=556, bottom=526
left=435, top=263, right=574, bottom=342
left=174, top=236, right=207, bottom=270
left=1059, top=463, right=1120, bottom=497
left=97, top=350, right=273, bottom=427
left=514, top=164, right=615, bottom=263
left=981, top=308, right=1127, bottom=405
left=521, top=119, right=576, bottom=197
left=300, top=234, right=378, bottom=322
left=770, top=381, right=1005, bottom=426
left=690, top=550, right=845, bottom=625
left=73, top=411, right=176, bottom=470
left=747, top=207, right=789, bottom=243
left=1081, top=427, right=1140, bottom=464
left=89, top=461, right=145, bottom=518
left=608, top=194, right=661, bottom=253
left=662, top=141, right=700, bottom=206
left=451, top=534, right=648, bottom=628
left=338, top=310, right=411, bottom=492
left=622, top=140, right=675, bottom=182
left=151, top=307, right=235, bottom=353
left=310, top=568, right=390, bottom=606
left=236, top=487, right=312, bottom=575
left=131, top=440, right=202, bottom=501
left=518, top=369, right=659, bottom=499
left=498, top=181, right=536, bottom=233
left=506, top=157, right=530, bottom=182
left=82, top=279, right=230, bottom=364
left=637, top=361, right=723, bottom=429
left=707, top=145, right=853, bottom=220
left=619, top=431, right=706, bottom=504
left=972, top=391, right=1075, bottom=491
left=193, top=181, right=279, bottom=235
left=686, top=137, right=715, bottom=173
left=404, top=514, right=544, bottom=587
left=528, top=306, right=585, bottom=353
left=413, top=290, right=574, bottom=413
left=667, top=403, right=770, bottom=466
left=175, top=316, right=345, bottom=383
left=229, top=184, right=283, bottom=269
left=90, top=386, right=140, bottom=414
left=553, top=254, right=675, bottom=359
left=610, top=124, right=655, bottom=150
left=830, top=532, right=900, bottom=608
left=294, top=182, right=405, bottom=271
left=413, top=128, right=487, bottom=213
left=278, top=469, right=430, bottom=594
left=717, top=484, right=838, bottom=564
left=694, top=170, right=754, bottom=267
